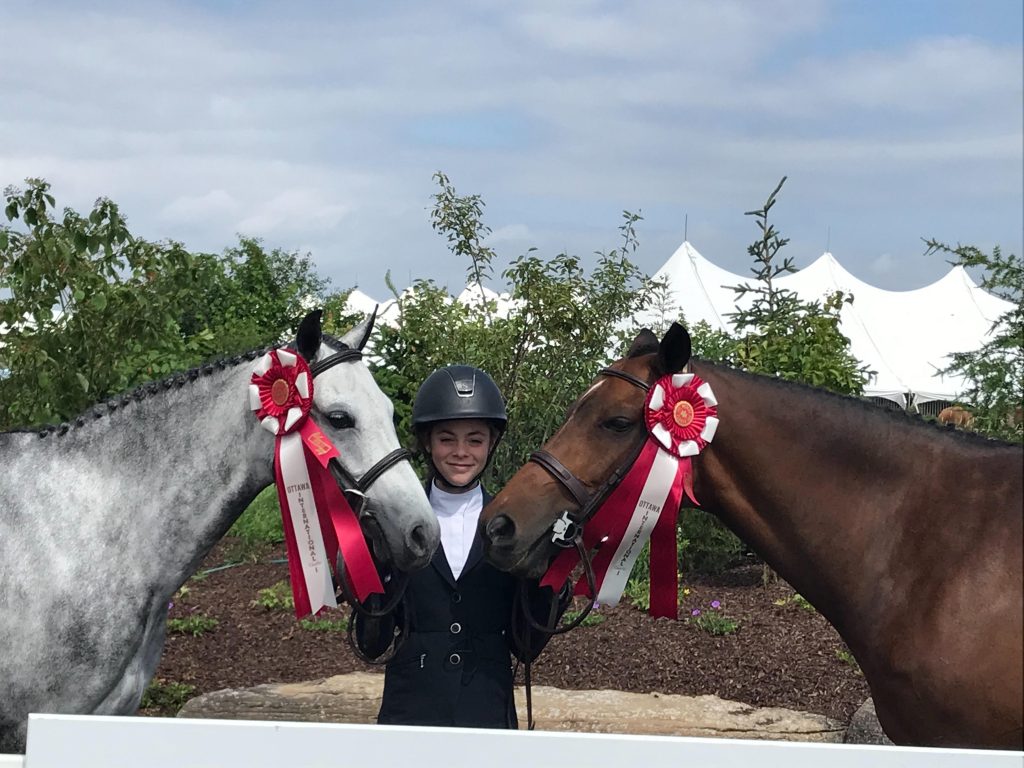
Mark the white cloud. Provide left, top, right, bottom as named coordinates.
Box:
left=0, top=1, right=1019, bottom=298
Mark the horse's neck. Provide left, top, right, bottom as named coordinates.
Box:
left=690, top=363, right=943, bottom=633
left=17, top=363, right=272, bottom=593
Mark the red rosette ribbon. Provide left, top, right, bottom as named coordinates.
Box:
left=249, top=349, right=383, bottom=619
left=542, top=372, right=718, bottom=619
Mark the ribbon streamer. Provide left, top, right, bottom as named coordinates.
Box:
left=541, top=372, right=718, bottom=619
left=250, top=349, right=383, bottom=618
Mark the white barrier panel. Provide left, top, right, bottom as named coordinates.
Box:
left=0, top=756, right=24, bottom=768
left=16, top=714, right=1024, bottom=768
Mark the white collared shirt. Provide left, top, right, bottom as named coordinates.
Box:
left=430, top=481, right=483, bottom=580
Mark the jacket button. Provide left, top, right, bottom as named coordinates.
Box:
left=449, top=653, right=461, bottom=665
left=450, top=622, right=462, bottom=634
left=451, top=592, right=462, bottom=603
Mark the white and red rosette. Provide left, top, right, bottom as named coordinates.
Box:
left=250, top=349, right=313, bottom=436
left=542, top=370, right=719, bottom=620
left=248, top=348, right=382, bottom=619
left=644, top=372, right=719, bottom=459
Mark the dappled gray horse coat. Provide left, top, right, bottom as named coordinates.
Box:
left=0, top=312, right=439, bottom=753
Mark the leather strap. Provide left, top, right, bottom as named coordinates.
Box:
left=529, top=450, right=592, bottom=508
left=310, top=347, right=362, bottom=376
left=597, top=367, right=651, bottom=391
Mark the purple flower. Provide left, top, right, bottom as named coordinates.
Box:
left=710, top=600, right=721, bottom=609
left=691, top=608, right=701, bottom=617
left=167, top=601, right=174, bottom=612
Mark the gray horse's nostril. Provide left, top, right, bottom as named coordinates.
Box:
left=485, top=514, right=516, bottom=545
left=408, top=524, right=432, bottom=558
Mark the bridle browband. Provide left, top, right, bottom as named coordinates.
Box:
left=307, top=344, right=414, bottom=619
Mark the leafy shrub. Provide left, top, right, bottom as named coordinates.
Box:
left=252, top=580, right=295, bottom=612
left=299, top=616, right=349, bottom=632
left=166, top=614, right=219, bottom=636
left=687, top=600, right=740, bottom=636
left=229, top=487, right=284, bottom=544
left=140, top=679, right=196, bottom=715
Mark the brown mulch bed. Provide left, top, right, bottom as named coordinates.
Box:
left=146, top=538, right=869, bottom=724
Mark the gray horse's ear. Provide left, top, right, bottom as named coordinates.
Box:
left=356, top=305, right=378, bottom=350
left=657, top=322, right=691, bottom=374
left=340, top=308, right=377, bottom=351
left=296, top=310, right=323, bottom=362
left=627, top=328, right=659, bottom=358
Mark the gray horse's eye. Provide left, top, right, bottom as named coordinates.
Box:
left=327, top=411, right=356, bottom=430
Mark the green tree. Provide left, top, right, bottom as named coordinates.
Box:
left=726, top=177, right=871, bottom=395
left=371, top=174, right=657, bottom=487
left=0, top=180, right=346, bottom=430
left=926, top=238, right=1023, bottom=442
left=0, top=180, right=208, bottom=427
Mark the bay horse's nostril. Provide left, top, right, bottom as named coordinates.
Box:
left=485, top=514, right=516, bottom=545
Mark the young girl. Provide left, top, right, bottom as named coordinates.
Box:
left=354, top=365, right=564, bottom=728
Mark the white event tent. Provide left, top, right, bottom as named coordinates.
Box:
left=345, top=241, right=1012, bottom=410
left=633, top=242, right=1013, bottom=409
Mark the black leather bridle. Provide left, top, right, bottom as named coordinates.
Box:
left=515, top=365, right=653, bottom=638
left=307, top=345, right=413, bottom=619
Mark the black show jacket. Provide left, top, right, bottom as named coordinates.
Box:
left=354, top=489, right=560, bottom=729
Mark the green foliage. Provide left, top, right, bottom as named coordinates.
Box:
left=139, top=679, right=196, bottom=715
left=252, top=580, right=295, bottom=612
left=622, top=573, right=651, bottom=611
left=774, top=593, right=816, bottom=612
left=678, top=509, right=746, bottom=575
left=925, top=239, right=1023, bottom=443
left=725, top=178, right=871, bottom=395
left=1, top=180, right=205, bottom=427
left=561, top=608, right=606, bottom=627
left=0, top=179, right=346, bottom=430
left=166, top=614, right=219, bottom=636
left=835, top=647, right=862, bottom=673
left=229, top=487, right=285, bottom=544
left=299, top=615, right=349, bottom=632
left=371, top=173, right=657, bottom=487
left=687, top=600, right=740, bottom=636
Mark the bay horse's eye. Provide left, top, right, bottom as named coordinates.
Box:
left=602, top=416, right=635, bottom=433
left=327, top=411, right=356, bottom=430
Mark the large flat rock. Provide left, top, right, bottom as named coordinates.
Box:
left=178, top=672, right=845, bottom=742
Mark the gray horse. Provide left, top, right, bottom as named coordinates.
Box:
left=0, top=310, right=440, bottom=753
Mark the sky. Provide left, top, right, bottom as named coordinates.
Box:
left=1, top=0, right=1021, bottom=301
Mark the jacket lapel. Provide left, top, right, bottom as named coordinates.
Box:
left=458, top=488, right=491, bottom=580
left=431, top=542, right=458, bottom=589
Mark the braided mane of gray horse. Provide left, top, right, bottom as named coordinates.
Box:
left=0, top=312, right=438, bottom=753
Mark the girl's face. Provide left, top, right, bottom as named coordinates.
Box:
left=427, top=418, right=493, bottom=489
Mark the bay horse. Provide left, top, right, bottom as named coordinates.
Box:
left=0, top=310, right=440, bottom=753
left=481, top=323, right=1023, bottom=750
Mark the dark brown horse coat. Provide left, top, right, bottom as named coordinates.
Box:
left=482, top=325, right=1023, bottom=749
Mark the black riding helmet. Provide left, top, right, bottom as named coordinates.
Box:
left=412, top=365, right=507, bottom=487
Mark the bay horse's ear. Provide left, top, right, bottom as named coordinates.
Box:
left=296, top=310, right=323, bottom=362
left=627, top=328, right=659, bottom=358
left=657, top=322, right=691, bottom=374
